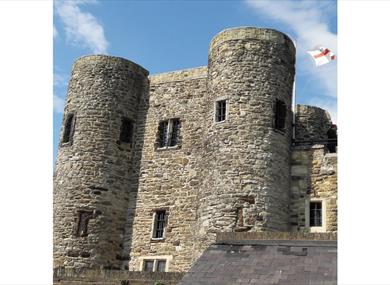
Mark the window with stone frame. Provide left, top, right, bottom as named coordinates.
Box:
left=152, top=210, right=167, bottom=239
left=142, top=259, right=167, bottom=272
left=62, top=113, right=76, bottom=144
left=119, top=117, right=134, bottom=144
left=274, top=99, right=287, bottom=131
left=143, top=260, right=154, bottom=272
left=157, top=119, right=181, bottom=148
left=215, top=99, right=227, bottom=122
left=75, top=210, right=93, bottom=237
left=309, top=201, right=322, bottom=227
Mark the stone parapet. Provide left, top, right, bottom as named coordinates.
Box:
left=73, top=54, right=149, bottom=77
left=216, top=231, right=337, bottom=242
left=150, top=66, right=207, bottom=84
left=209, top=26, right=295, bottom=57
left=54, top=267, right=184, bottom=285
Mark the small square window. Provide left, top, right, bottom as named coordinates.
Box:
left=215, top=100, right=227, bottom=122
left=119, top=117, right=134, bottom=144
left=157, top=119, right=181, bottom=148
left=152, top=210, right=167, bottom=239
left=143, top=260, right=154, bottom=272
left=309, top=202, right=322, bottom=227
left=274, top=100, right=287, bottom=131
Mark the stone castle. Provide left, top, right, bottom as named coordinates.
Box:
left=54, top=27, right=337, bottom=277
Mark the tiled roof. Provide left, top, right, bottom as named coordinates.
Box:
left=179, top=239, right=336, bottom=285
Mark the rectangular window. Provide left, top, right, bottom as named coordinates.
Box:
left=157, top=119, right=180, bottom=148
left=309, top=202, right=322, bottom=227
left=156, top=260, right=166, bottom=272
left=119, top=117, right=134, bottom=144
left=142, top=259, right=167, bottom=272
left=215, top=100, right=227, bottom=122
left=274, top=100, right=287, bottom=131
left=169, top=119, right=181, bottom=146
left=143, top=260, right=154, bottom=272
left=62, top=113, right=75, bottom=143
left=152, top=210, right=166, bottom=239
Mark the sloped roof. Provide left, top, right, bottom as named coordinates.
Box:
left=179, top=238, right=336, bottom=285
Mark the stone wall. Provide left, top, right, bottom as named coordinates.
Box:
left=290, top=145, right=337, bottom=233
left=54, top=27, right=337, bottom=276
left=127, top=68, right=208, bottom=272
left=295, top=104, right=333, bottom=141
left=54, top=55, right=149, bottom=269
left=198, top=27, right=296, bottom=248
left=53, top=267, right=184, bottom=285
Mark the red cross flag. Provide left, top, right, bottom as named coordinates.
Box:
left=307, top=46, right=336, bottom=66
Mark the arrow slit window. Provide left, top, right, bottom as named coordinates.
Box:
left=274, top=100, right=286, bottom=131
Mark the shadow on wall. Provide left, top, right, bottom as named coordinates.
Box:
left=118, top=81, right=150, bottom=270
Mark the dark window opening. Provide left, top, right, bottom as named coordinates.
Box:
left=215, top=100, right=227, bottom=122
left=75, top=210, right=93, bottom=237
left=274, top=100, right=287, bottom=131
left=143, top=260, right=154, bottom=272
left=152, top=210, right=166, bottom=239
left=236, top=207, right=244, bottom=227
left=156, top=260, right=166, bottom=272
left=119, top=117, right=134, bottom=144
left=309, top=202, right=322, bottom=227
left=169, top=119, right=181, bottom=147
left=157, top=119, right=181, bottom=148
left=326, top=125, right=338, bottom=153
left=158, top=120, right=169, bottom=147
left=62, top=113, right=75, bottom=143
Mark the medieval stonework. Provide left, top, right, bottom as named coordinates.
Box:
left=54, top=27, right=337, bottom=276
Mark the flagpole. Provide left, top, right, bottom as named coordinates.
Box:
left=292, top=39, right=297, bottom=142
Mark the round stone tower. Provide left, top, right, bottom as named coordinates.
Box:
left=198, top=27, right=296, bottom=243
left=53, top=55, right=149, bottom=269
left=295, top=104, right=333, bottom=141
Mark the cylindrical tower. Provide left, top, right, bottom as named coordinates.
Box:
left=53, top=55, right=149, bottom=269
left=295, top=104, right=333, bottom=141
left=198, top=27, right=295, bottom=242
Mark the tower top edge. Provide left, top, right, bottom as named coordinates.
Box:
left=72, top=54, right=149, bottom=76
left=209, top=26, right=295, bottom=53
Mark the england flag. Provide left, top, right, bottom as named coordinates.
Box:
left=307, top=46, right=336, bottom=66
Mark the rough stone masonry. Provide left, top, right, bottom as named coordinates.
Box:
left=54, top=27, right=337, bottom=273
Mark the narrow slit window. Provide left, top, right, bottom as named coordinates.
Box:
left=119, top=117, right=134, bottom=144
left=215, top=100, right=227, bottom=122
left=62, top=113, right=75, bottom=143
left=169, top=119, right=181, bottom=147
left=309, top=202, right=322, bottom=227
left=158, top=121, right=169, bottom=147
left=274, top=100, right=287, bottom=131
left=152, top=210, right=166, bottom=239
left=236, top=207, right=244, bottom=227
left=75, top=210, right=93, bottom=237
